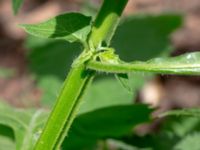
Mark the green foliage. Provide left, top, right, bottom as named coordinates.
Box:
left=174, top=133, right=200, bottom=150
left=12, top=0, right=23, bottom=14
left=112, top=14, right=182, bottom=61
left=0, top=135, right=15, bottom=150
left=0, top=125, right=15, bottom=150
left=63, top=104, right=153, bottom=149
left=0, top=102, right=48, bottom=150
left=21, top=13, right=92, bottom=43
left=79, top=78, right=134, bottom=114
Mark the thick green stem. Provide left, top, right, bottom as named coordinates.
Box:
left=34, top=63, right=95, bottom=150
left=87, top=60, right=200, bottom=75
left=34, top=0, right=129, bottom=149
left=89, top=0, right=128, bottom=48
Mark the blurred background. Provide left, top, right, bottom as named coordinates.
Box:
left=0, top=0, right=200, bottom=149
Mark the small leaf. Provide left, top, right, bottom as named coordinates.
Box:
left=21, top=13, right=92, bottom=43
left=0, top=102, right=48, bottom=150
left=160, top=108, right=200, bottom=118
left=12, top=0, right=23, bottom=14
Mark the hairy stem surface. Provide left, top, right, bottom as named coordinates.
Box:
left=34, top=0, right=129, bottom=149
left=34, top=63, right=95, bottom=150
left=89, top=0, right=128, bottom=48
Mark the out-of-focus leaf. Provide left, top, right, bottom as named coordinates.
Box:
left=112, top=14, right=182, bottom=61
left=12, top=0, right=23, bottom=14
left=26, top=37, right=81, bottom=79
left=0, top=135, right=15, bottom=150
left=37, top=76, right=62, bottom=107
left=0, top=102, right=48, bottom=150
left=122, top=116, right=200, bottom=150
left=174, top=133, right=200, bottom=150
left=25, top=36, right=81, bottom=107
left=21, top=13, right=92, bottom=43
left=0, top=125, right=15, bottom=150
left=62, top=104, right=153, bottom=149
left=79, top=78, right=134, bottom=114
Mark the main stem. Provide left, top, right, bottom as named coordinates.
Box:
left=89, top=0, right=128, bottom=48
left=34, top=64, right=95, bottom=150
left=34, top=0, right=128, bottom=150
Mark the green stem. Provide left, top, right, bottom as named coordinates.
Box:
left=89, top=0, right=128, bottom=48
left=87, top=60, right=200, bottom=75
left=34, top=63, right=95, bottom=150
left=34, top=0, right=129, bottom=149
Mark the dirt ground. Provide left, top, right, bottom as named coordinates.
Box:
left=0, top=0, right=200, bottom=108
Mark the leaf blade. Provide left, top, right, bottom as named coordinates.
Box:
left=21, top=13, right=92, bottom=43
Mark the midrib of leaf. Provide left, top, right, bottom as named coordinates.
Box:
left=21, top=110, right=43, bottom=150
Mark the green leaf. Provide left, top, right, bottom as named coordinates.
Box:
left=160, top=108, right=200, bottom=118
left=12, top=0, right=23, bottom=14
left=26, top=37, right=81, bottom=79
left=0, top=102, right=48, bottom=150
left=0, top=125, right=15, bottom=150
left=174, top=133, right=200, bottom=150
left=62, top=104, right=153, bottom=149
left=0, top=135, right=15, bottom=150
left=21, top=13, right=92, bottom=43
left=112, top=14, right=182, bottom=61
left=79, top=78, right=134, bottom=114
left=87, top=52, right=200, bottom=75
left=25, top=36, right=82, bottom=107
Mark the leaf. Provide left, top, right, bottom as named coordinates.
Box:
left=174, top=133, right=200, bottom=150
left=0, top=135, right=15, bottom=150
left=26, top=36, right=81, bottom=79
left=12, top=0, right=23, bottom=14
left=62, top=104, right=153, bottom=149
left=25, top=36, right=82, bottom=107
left=0, top=102, right=48, bottom=150
left=21, top=13, right=92, bottom=43
left=79, top=78, right=134, bottom=114
left=112, top=14, right=182, bottom=61
left=37, top=76, right=62, bottom=107
left=0, top=124, right=15, bottom=150
left=87, top=52, right=200, bottom=75
left=160, top=108, right=200, bottom=118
